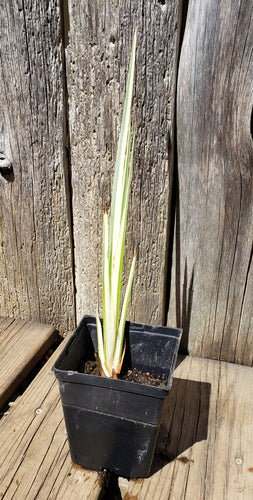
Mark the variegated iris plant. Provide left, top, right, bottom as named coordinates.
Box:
left=96, top=32, right=137, bottom=378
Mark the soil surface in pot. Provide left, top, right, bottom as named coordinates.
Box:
left=83, top=360, right=168, bottom=388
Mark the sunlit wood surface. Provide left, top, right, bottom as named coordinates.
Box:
left=0, top=317, right=57, bottom=409
left=0, top=337, right=105, bottom=500
left=119, top=355, right=253, bottom=499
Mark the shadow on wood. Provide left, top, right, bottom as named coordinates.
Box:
left=181, top=260, right=194, bottom=353
left=170, top=181, right=195, bottom=354
left=150, top=375, right=211, bottom=476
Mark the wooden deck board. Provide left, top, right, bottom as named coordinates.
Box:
left=119, top=356, right=253, bottom=499
left=1, top=334, right=252, bottom=500
left=0, top=338, right=106, bottom=500
left=0, top=317, right=57, bottom=408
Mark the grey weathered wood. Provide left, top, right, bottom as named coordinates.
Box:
left=0, top=338, right=106, bottom=499
left=168, top=0, right=253, bottom=365
left=0, top=316, right=57, bottom=409
left=0, top=1, right=75, bottom=335
left=119, top=355, right=253, bottom=499
left=66, top=0, right=181, bottom=324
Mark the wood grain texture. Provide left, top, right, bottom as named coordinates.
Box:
left=0, top=1, right=75, bottom=335
left=66, top=0, right=181, bottom=323
left=168, top=0, right=253, bottom=364
left=119, top=355, right=253, bottom=499
left=0, top=338, right=106, bottom=500
left=0, top=316, right=57, bottom=408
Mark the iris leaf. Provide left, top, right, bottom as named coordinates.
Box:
left=96, top=30, right=137, bottom=377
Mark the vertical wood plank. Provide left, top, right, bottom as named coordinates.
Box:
left=168, top=0, right=253, bottom=365
left=66, top=0, right=181, bottom=323
left=0, top=1, right=75, bottom=334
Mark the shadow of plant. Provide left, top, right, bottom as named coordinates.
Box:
left=150, top=374, right=211, bottom=475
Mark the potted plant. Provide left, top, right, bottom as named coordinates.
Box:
left=52, top=31, right=182, bottom=479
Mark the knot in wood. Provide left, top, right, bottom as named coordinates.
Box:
left=0, top=151, right=12, bottom=172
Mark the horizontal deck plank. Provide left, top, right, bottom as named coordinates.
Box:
left=119, top=356, right=253, bottom=499
left=1, top=330, right=252, bottom=499
left=0, top=338, right=106, bottom=500
left=0, top=317, right=57, bottom=409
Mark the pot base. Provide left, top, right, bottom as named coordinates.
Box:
left=63, top=403, right=159, bottom=478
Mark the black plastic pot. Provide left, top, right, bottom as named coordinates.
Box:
left=52, top=315, right=182, bottom=478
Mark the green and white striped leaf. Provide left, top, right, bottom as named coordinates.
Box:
left=96, top=30, right=137, bottom=377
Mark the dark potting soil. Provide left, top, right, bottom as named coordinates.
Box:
left=83, top=360, right=168, bottom=388
left=83, top=360, right=100, bottom=376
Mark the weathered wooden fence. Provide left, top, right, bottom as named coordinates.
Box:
left=0, top=0, right=252, bottom=366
